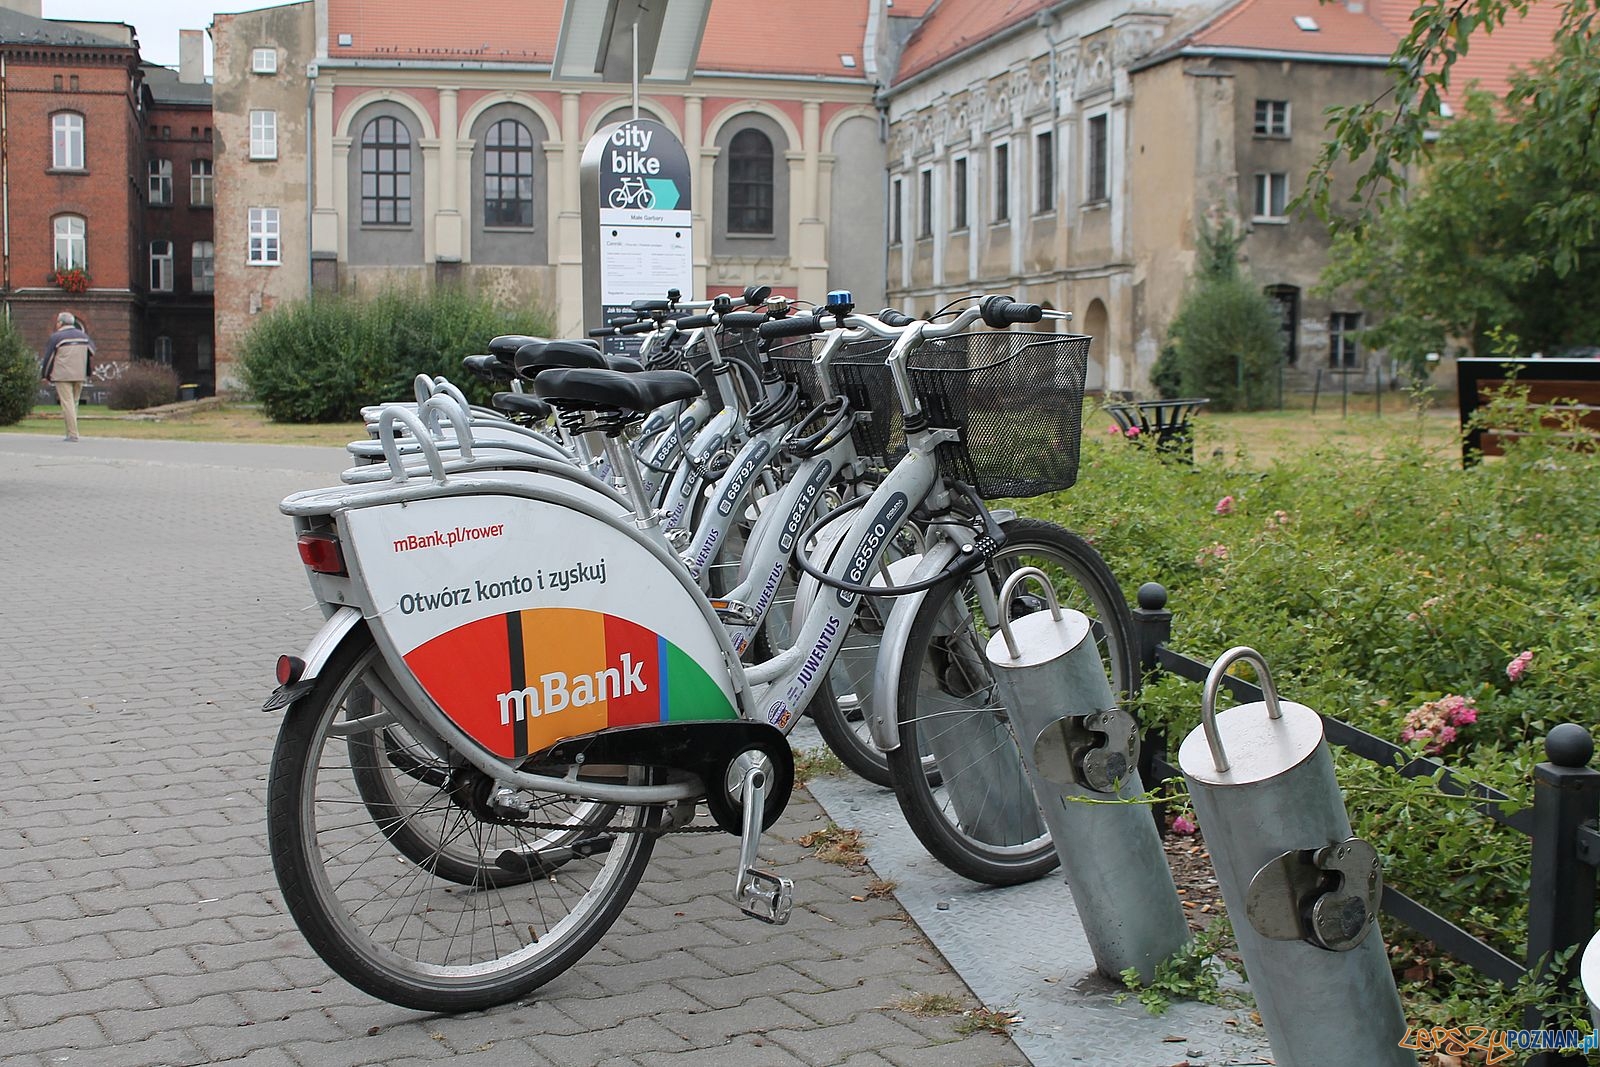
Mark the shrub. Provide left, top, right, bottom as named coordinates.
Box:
left=0, top=316, right=37, bottom=425
left=1163, top=217, right=1284, bottom=410
left=238, top=287, right=553, bottom=422
left=106, top=361, right=180, bottom=410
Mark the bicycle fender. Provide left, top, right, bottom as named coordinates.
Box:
left=263, top=606, right=364, bottom=712
left=868, top=540, right=964, bottom=752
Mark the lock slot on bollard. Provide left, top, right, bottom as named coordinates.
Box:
left=984, top=568, right=1190, bottom=982
left=1179, top=646, right=1410, bottom=1067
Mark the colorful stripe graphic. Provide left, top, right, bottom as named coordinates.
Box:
left=402, top=607, right=735, bottom=758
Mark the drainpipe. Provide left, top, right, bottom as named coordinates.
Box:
left=306, top=65, right=316, bottom=291
left=2, top=53, right=10, bottom=318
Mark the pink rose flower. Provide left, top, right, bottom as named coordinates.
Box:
left=1171, top=815, right=1198, bottom=835
left=1107, top=423, right=1122, bottom=435
left=1215, top=495, right=1235, bottom=515
left=1506, top=650, right=1533, bottom=682
left=1125, top=425, right=1142, bottom=438
left=1273, top=510, right=1290, bottom=525
left=1449, top=706, right=1478, bottom=726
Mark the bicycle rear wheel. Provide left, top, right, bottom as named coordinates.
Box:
left=885, top=518, right=1136, bottom=885
left=268, top=625, right=657, bottom=1012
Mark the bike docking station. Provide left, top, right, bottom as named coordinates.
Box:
left=982, top=567, right=1190, bottom=982
left=1179, top=647, right=1410, bottom=1067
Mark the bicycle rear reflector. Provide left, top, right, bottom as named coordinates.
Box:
left=276, top=655, right=306, bottom=686
left=297, top=533, right=346, bottom=575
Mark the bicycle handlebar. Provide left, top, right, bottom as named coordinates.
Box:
left=757, top=312, right=823, bottom=339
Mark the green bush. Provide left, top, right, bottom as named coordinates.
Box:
left=106, top=361, right=180, bottom=410
left=0, top=316, right=37, bottom=425
left=1163, top=218, right=1284, bottom=410
left=238, top=287, right=554, bottom=422
left=1029, top=399, right=1599, bottom=1025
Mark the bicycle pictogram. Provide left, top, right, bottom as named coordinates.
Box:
left=608, top=176, right=656, bottom=210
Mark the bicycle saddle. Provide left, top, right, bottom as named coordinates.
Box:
left=463, top=354, right=516, bottom=383
left=516, top=340, right=642, bottom=381
left=491, top=392, right=552, bottom=420
left=488, top=334, right=547, bottom=361
left=533, top=368, right=702, bottom=414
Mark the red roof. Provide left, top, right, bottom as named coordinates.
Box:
left=1188, top=0, right=1396, bottom=57
left=1367, top=0, right=1562, bottom=109
left=324, top=0, right=870, bottom=79
left=893, top=0, right=1054, bottom=84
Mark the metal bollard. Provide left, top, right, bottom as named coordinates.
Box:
left=984, top=568, right=1190, bottom=981
left=1179, top=647, right=1409, bottom=1067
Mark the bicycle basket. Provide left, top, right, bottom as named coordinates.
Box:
left=768, top=335, right=900, bottom=462
left=907, top=331, right=1090, bottom=499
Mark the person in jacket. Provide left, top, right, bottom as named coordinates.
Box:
left=40, top=311, right=94, bottom=442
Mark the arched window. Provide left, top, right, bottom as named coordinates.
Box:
left=727, top=128, right=773, bottom=234
left=53, top=215, right=86, bottom=271
left=360, top=116, right=412, bottom=225
left=483, top=119, right=534, bottom=227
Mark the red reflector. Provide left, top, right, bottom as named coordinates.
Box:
left=297, top=534, right=345, bottom=574
left=276, top=655, right=306, bottom=686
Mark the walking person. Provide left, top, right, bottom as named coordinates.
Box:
left=40, top=311, right=94, bottom=442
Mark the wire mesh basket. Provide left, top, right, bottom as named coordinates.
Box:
left=908, top=331, right=1090, bottom=499
left=768, top=335, right=898, bottom=460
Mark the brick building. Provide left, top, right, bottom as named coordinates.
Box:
left=141, top=31, right=216, bottom=394
left=1, top=1, right=143, bottom=369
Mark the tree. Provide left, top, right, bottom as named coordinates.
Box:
left=1161, top=218, right=1285, bottom=410
left=1318, top=36, right=1600, bottom=371
left=1304, top=0, right=1600, bottom=278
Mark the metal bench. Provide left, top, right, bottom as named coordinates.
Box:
left=1105, top=397, right=1210, bottom=458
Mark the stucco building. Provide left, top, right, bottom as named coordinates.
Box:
left=210, top=0, right=889, bottom=388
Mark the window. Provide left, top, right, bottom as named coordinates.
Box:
left=1330, top=311, right=1361, bottom=368
left=890, top=177, right=903, bottom=244
left=191, top=159, right=213, bottom=206
left=1265, top=284, right=1299, bottom=365
left=148, top=159, right=173, bottom=205
left=149, top=240, right=173, bottom=291
left=153, top=336, right=173, bottom=365
left=1254, top=172, right=1289, bottom=220
left=53, top=75, right=62, bottom=90
left=952, top=157, right=968, bottom=231
left=727, top=128, right=774, bottom=235
left=251, top=47, right=277, bottom=73
left=248, top=207, right=280, bottom=265
left=993, top=142, right=1010, bottom=222
left=249, top=110, right=277, bottom=159
left=53, top=215, right=85, bottom=270
left=483, top=119, right=534, bottom=227
left=360, top=116, right=412, bottom=225
left=918, top=168, right=933, bottom=238
left=1254, top=99, right=1290, bottom=137
left=196, top=335, right=213, bottom=370
left=1035, top=129, right=1054, bottom=214
left=1087, top=115, right=1109, bottom=202
left=192, top=240, right=215, bottom=292
left=69, top=76, right=78, bottom=91
left=52, top=113, right=84, bottom=170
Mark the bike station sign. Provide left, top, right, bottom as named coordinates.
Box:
left=580, top=118, right=694, bottom=353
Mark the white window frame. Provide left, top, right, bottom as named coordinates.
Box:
left=1253, top=171, right=1290, bottom=221
left=192, top=240, right=215, bottom=292
left=251, top=47, right=278, bottom=74
left=153, top=336, right=174, bottom=365
left=951, top=154, right=969, bottom=232
left=1330, top=311, right=1362, bottom=368
left=53, top=215, right=86, bottom=271
left=1033, top=126, right=1055, bottom=216
left=149, top=240, right=174, bottom=292
left=1254, top=99, right=1291, bottom=138
left=992, top=140, right=1011, bottom=224
left=52, top=113, right=84, bottom=170
left=148, top=159, right=173, bottom=205
left=249, top=110, right=277, bottom=160
left=190, top=159, right=213, bottom=207
left=247, top=207, right=281, bottom=265
left=890, top=176, right=903, bottom=245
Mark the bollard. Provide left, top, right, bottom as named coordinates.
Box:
left=984, top=568, right=1190, bottom=981
left=1179, top=647, right=1409, bottom=1067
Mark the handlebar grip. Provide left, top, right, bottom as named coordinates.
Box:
left=618, top=320, right=658, bottom=335
left=877, top=307, right=915, bottom=328
left=675, top=313, right=715, bottom=329
left=587, top=327, right=617, bottom=338
left=719, top=311, right=767, bottom=330
left=758, top=313, right=823, bottom=339
left=980, top=295, right=1044, bottom=328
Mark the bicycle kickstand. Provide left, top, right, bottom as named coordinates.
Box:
left=732, top=762, right=793, bottom=924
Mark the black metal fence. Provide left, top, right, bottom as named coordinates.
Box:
left=1129, top=583, right=1600, bottom=1066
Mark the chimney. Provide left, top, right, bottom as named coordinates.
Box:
left=179, top=29, right=204, bottom=83
left=0, top=0, right=43, bottom=17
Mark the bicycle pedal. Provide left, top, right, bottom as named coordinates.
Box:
left=735, top=867, right=793, bottom=924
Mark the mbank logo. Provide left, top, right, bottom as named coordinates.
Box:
left=497, top=653, right=647, bottom=723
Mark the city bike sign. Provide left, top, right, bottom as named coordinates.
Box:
left=581, top=118, right=694, bottom=351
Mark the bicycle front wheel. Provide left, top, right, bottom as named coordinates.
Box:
left=268, top=625, right=658, bottom=1012
left=885, top=518, right=1136, bottom=885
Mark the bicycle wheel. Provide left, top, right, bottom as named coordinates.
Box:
left=268, top=626, right=658, bottom=1012
left=885, top=517, right=1136, bottom=885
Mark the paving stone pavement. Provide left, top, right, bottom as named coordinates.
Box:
left=0, top=434, right=1031, bottom=1067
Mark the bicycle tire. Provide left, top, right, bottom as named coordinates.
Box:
left=268, top=625, right=657, bottom=1012
left=885, top=518, right=1136, bottom=885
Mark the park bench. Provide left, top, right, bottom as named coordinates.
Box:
left=1105, top=397, right=1210, bottom=458
left=1457, top=357, right=1600, bottom=464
